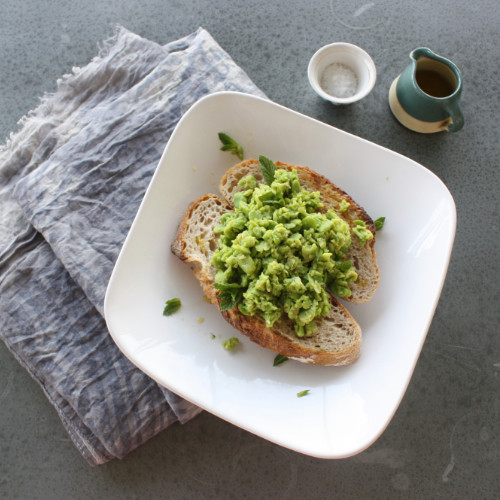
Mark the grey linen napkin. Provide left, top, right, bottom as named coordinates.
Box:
left=0, top=26, right=265, bottom=465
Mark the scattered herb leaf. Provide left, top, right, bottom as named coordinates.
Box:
left=218, top=132, right=244, bottom=160
left=214, top=282, right=244, bottom=311
left=163, top=298, right=181, bottom=316
left=374, top=217, right=386, bottom=231
left=259, top=155, right=277, bottom=185
left=273, top=354, right=289, bottom=366
left=213, top=282, right=244, bottom=291
left=297, top=389, right=310, bottom=398
left=222, top=337, right=240, bottom=351
left=219, top=290, right=243, bottom=311
left=209, top=333, right=216, bottom=339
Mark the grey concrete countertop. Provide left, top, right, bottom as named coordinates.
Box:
left=1, top=1, right=498, bottom=498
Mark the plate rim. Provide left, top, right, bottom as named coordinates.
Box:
left=104, top=90, right=457, bottom=458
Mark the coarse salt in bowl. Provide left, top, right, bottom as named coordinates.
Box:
left=308, top=42, right=377, bottom=104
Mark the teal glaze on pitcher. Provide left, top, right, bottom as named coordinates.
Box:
left=389, top=48, right=464, bottom=133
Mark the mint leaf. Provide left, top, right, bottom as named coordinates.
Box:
left=213, top=282, right=244, bottom=291
left=273, top=354, right=289, bottom=366
left=214, top=282, right=244, bottom=311
left=259, top=155, right=276, bottom=185
left=218, top=288, right=244, bottom=311
left=218, top=132, right=244, bottom=160
left=297, top=389, right=310, bottom=397
left=374, top=216, right=386, bottom=231
left=163, top=298, right=181, bottom=316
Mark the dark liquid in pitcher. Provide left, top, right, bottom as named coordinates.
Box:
left=416, top=69, right=455, bottom=97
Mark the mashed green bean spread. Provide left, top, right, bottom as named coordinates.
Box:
left=211, top=165, right=359, bottom=337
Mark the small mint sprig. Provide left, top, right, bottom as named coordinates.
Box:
left=259, top=155, right=276, bottom=185
left=163, top=298, right=181, bottom=316
left=273, top=354, right=289, bottom=366
left=374, top=216, right=386, bottom=231
left=218, top=133, right=244, bottom=160
left=213, top=282, right=244, bottom=311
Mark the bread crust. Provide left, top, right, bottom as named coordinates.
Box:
left=221, top=299, right=361, bottom=366
left=171, top=159, right=380, bottom=366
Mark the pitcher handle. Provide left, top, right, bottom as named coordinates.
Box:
left=444, top=100, right=464, bottom=132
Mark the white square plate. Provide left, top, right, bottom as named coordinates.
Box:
left=104, top=91, right=456, bottom=458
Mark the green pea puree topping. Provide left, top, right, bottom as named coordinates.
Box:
left=211, top=168, right=358, bottom=337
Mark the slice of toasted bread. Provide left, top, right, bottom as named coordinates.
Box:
left=171, top=193, right=233, bottom=305
left=219, top=159, right=380, bottom=302
left=171, top=191, right=362, bottom=366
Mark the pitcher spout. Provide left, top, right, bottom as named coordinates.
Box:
left=410, top=47, right=438, bottom=63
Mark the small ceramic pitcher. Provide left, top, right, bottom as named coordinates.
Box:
left=389, top=47, right=464, bottom=133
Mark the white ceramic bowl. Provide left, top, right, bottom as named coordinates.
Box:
left=308, top=42, right=377, bottom=104
left=105, top=92, right=456, bottom=459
